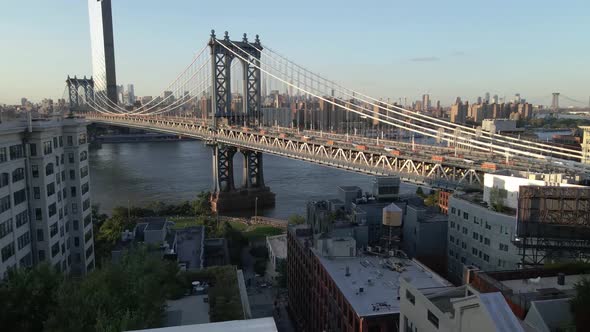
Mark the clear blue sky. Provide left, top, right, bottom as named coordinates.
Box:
left=1, top=0, right=589, bottom=107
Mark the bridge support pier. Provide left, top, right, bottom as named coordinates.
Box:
left=209, top=144, right=275, bottom=214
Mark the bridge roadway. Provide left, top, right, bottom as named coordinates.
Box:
left=84, top=114, right=580, bottom=190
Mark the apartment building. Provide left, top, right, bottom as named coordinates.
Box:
left=0, top=117, right=94, bottom=277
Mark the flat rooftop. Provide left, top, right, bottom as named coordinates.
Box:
left=314, top=251, right=452, bottom=317
left=176, top=226, right=205, bottom=270
left=127, top=317, right=277, bottom=332
left=500, top=273, right=590, bottom=294
left=267, top=234, right=287, bottom=259
left=453, top=191, right=516, bottom=216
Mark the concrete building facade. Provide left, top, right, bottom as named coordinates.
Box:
left=0, top=117, right=94, bottom=277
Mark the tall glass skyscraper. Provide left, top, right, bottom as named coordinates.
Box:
left=88, top=0, right=117, bottom=105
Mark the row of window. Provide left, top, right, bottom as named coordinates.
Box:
left=17, top=231, right=30, bottom=250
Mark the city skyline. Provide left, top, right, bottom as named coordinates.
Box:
left=1, top=0, right=590, bottom=106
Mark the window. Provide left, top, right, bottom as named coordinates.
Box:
left=68, top=153, right=74, bottom=163
left=483, top=254, right=490, bottom=262
left=31, top=165, right=39, bottom=178
left=62, top=188, right=67, bottom=199
left=50, top=222, right=58, bottom=237
left=485, top=222, right=491, bottom=230
left=484, top=237, right=490, bottom=246
left=61, top=170, right=65, bottom=181
left=55, top=155, right=59, bottom=166
left=9, top=144, right=24, bottom=159
left=460, top=256, right=466, bottom=263
left=405, top=290, right=416, bottom=304
left=472, top=247, right=478, bottom=255
left=0, top=195, right=11, bottom=213
left=80, top=166, right=88, bottom=178
left=461, top=241, right=467, bottom=249
left=463, top=212, right=469, bottom=220
left=473, top=231, right=478, bottom=240
left=0, top=218, right=14, bottom=239
left=2, top=243, right=15, bottom=262
left=450, top=221, right=455, bottom=228
left=473, top=216, right=479, bottom=224
left=33, top=187, right=40, bottom=199
left=85, top=245, right=93, bottom=259
left=15, top=211, right=28, bottom=228
left=47, top=182, right=55, bottom=196
left=74, top=237, right=80, bottom=247
left=0, top=147, right=6, bottom=163
left=57, top=191, right=62, bottom=202
left=38, top=250, right=46, bottom=261
left=30, top=143, right=37, bottom=156
left=69, top=170, right=75, bottom=180
left=81, top=182, right=89, bottom=195
left=72, top=203, right=78, bottom=213
left=85, top=229, right=93, bottom=243
left=450, top=235, right=455, bottom=243
left=12, top=168, right=25, bottom=182
left=427, top=310, right=439, bottom=328
left=71, top=186, right=76, bottom=197
left=13, top=189, right=26, bottom=206
left=43, top=141, right=52, bottom=155
left=51, top=243, right=59, bottom=257
left=35, top=208, right=42, bottom=220
left=17, top=231, right=30, bottom=250
left=83, top=199, right=90, bottom=212
left=73, top=220, right=79, bottom=231
left=48, top=203, right=56, bottom=217
left=0, top=173, right=8, bottom=188
left=67, top=136, right=73, bottom=146
left=79, top=133, right=87, bottom=145
left=84, top=214, right=91, bottom=227
left=80, top=151, right=88, bottom=161
left=45, top=163, right=54, bottom=176
left=53, top=137, right=58, bottom=149
left=59, top=136, right=63, bottom=147
left=37, top=229, right=44, bottom=241
left=499, top=243, right=509, bottom=251
left=451, top=207, right=456, bottom=214
left=462, top=227, right=468, bottom=234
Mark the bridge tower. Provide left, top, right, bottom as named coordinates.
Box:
left=208, top=31, right=275, bottom=214
left=66, top=76, right=95, bottom=113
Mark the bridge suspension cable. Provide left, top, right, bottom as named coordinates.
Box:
left=220, top=40, right=590, bottom=173
left=257, top=44, right=584, bottom=159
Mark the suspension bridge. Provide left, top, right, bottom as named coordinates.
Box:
left=66, top=31, right=590, bottom=212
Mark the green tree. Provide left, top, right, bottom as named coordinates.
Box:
left=571, top=278, right=590, bottom=331
left=416, top=186, right=425, bottom=197
left=288, top=214, right=305, bottom=225
left=0, top=264, right=62, bottom=332
left=193, top=191, right=212, bottom=216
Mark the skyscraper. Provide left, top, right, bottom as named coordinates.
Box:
left=88, top=0, right=117, bottom=104
left=422, top=94, right=430, bottom=112
left=127, top=84, right=135, bottom=105
left=484, top=92, right=490, bottom=103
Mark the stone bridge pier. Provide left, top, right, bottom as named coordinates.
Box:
left=209, top=143, right=275, bottom=214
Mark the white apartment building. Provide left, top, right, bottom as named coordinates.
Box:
left=447, top=171, right=583, bottom=284
left=399, top=278, right=523, bottom=332
left=0, top=117, right=94, bottom=277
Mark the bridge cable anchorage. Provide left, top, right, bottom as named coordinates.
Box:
left=258, top=43, right=583, bottom=159
left=221, top=40, right=589, bottom=173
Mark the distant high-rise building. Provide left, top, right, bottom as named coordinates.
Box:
left=127, top=84, right=135, bottom=105
left=20, top=98, right=27, bottom=107
left=455, top=96, right=462, bottom=105
left=484, top=92, right=490, bottom=103
left=514, top=93, right=521, bottom=103
left=450, top=102, right=467, bottom=124
left=422, top=94, right=430, bottom=112
left=551, top=93, right=560, bottom=110
left=492, top=94, right=499, bottom=104
left=476, top=96, right=482, bottom=104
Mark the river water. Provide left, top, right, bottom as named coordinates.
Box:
left=89, top=141, right=416, bottom=219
